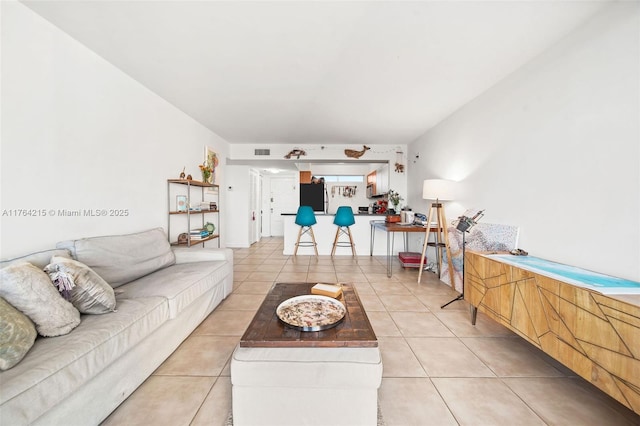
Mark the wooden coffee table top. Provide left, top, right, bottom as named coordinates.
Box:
left=240, top=282, right=378, bottom=348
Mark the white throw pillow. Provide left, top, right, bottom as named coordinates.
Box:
left=0, top=262, right=80, bottom=337
left=44, top=256, right=117, bottom=314
left=0, top=296, right=37, bottom=370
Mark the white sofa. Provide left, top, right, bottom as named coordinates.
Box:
left=0, top=228, right=233, bottom=425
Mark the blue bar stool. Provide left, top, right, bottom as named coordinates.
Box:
left=332, top=206, right=356, bottom=257
left=294, top=206, right=318, bottom=257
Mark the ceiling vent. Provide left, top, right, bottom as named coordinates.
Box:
left=254, top=149, right=271, bottom=156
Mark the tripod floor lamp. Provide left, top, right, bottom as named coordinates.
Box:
left=418, top=179, right=456, bottom=284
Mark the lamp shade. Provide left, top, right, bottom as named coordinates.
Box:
left=422, top=179, right=455, bottom=201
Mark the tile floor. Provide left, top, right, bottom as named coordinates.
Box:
left=103, top=237, right=639, bottom=426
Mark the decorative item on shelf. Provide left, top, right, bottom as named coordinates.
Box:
left=189, top=229, right=209, bottom=240
left=179, top=167, right=186, bottom=179
left=177, top=233, right=188, bottom=244
left=204, top=222, right=216, bottom=235
left=176, top=195, right=187, bottom=212
left=387, top=189, right=403, bottom=213
left=284, top=148, right=306, bottom=159
left=395, top=150, right=405, bottom=173
left=344, top=145, right=370, bottom=159
left=209, top=202, right=217, bottom=210
left=186, top=174, right=192, bottom=180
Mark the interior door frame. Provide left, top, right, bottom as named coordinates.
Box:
left=249, top=169, right=260, bottom=244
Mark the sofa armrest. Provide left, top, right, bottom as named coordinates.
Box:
left=172, top=247, right=233, bottom=265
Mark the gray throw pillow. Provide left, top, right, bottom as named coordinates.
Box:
left=0, top=262, right=80, bottom=337
left=57, top=228, right=176, bottom=287
left=44, top=256, right=117, bottom=314
left=0, top=297, right=37, bottom=370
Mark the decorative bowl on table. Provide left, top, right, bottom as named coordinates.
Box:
left=276, top=295, right=346, bottom=332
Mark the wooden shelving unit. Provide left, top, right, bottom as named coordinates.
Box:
left=167, top=179, right=220, bottom=247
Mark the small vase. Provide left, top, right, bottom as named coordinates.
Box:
left=201, top=173, right=211, bottom=184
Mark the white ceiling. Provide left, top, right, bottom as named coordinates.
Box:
left=22, top=0, right=612, bottom=145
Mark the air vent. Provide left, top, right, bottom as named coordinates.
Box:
left=254, top=149, right=271, bottom=156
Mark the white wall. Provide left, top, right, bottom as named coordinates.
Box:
left=326, top=182, right=369, bottom=215
left=0, top=2, right=230, bottom=258
left=230, top=143, right=408, bottom=201
left=407, top=2, right=640, bottom=281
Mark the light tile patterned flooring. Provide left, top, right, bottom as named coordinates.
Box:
left=103, top=237, right=639, bottom=425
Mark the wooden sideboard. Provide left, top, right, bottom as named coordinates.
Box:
left=464, top=251, right=640, bottom=415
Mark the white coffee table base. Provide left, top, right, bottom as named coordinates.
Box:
left=231, top=346, right=383, bottom=426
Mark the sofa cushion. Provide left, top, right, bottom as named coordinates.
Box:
left=57, top=228, right=176, bottom=288
left=0, top=249, right=71, bottom=270
left=0, top=296, right=169, bottom=424
left=44, top=256, right=117, bottom=315
left=0, top=262, right=80, bottom=337
left=115, top=260, right=231, bottom=319
left=0, top=297, right=37, bottom=371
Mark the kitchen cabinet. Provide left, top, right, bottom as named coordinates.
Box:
left=299, top=171, right=312, bottom=184
left=376, top=164, right=389, bottom=195
left=367, top=164, right=389, bottom=197
left=366, top=171, right=376, bottom=197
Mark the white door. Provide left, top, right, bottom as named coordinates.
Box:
left=261, top=175, right=271, bottom=237
left=270, top=176, right=297, bottom=236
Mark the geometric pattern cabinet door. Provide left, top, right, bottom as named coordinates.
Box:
left=465, top=251, right=640, bottom=415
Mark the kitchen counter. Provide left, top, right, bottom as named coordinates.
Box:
left=282, top=213, right=405, bottom=256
